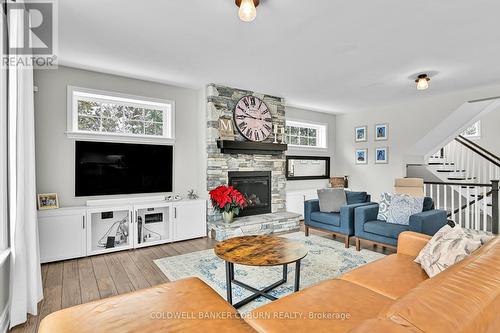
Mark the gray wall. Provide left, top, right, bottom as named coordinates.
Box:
left=34, top=66, right=204, bottom=207
left=285, top=106, right=336, bottom=191
left=474, top=109, right=500, bottom=156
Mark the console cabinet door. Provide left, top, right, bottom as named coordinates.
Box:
left=38, top=210, right=86, bottom=263
left=172, top=200, right=206, bottom=242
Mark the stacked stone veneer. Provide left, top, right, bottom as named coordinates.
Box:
left=206, top=84, right=287, bottom=224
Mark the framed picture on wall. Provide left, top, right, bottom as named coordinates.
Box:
left=355, top=149, right=368, bottom=164
left=355, top=126, right=367, bottom=142
left=375, top=147, right=389, bottom=164
left=375, top=123, right=388, bottom=141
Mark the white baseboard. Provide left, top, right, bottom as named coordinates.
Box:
left=0, top=304, right=9, bottom=333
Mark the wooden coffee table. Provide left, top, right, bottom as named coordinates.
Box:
left=214, top=235, right=308, bottom=308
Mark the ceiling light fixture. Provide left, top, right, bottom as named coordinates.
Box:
left=236, top=0, right=259, bottom=22
left=415, top=74, right=430, bottom=90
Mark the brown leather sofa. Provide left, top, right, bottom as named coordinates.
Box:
left=39, top=232, right=500, bottom=333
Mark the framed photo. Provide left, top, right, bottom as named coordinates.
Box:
left=355, top=126, right=367, bottom=142
left=375, top=147, right=389, bottom=164
left=218, top=118, right=235, bottom=140
left=37, top=193, right=59, bottom=210
left=355, top=149, right=368, bottom=164
left=375, top=123, right=388, bottom=141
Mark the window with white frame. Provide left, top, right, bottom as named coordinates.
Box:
left=461, top=120, right=481, bottom=139
left=67, top=87, right=175, bottom=143
left=285, top=120, right=327, bottom=149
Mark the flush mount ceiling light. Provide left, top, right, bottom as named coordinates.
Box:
left=235, top=0, right=259, bottom=22
left=415, top=74, right=430, bottom=90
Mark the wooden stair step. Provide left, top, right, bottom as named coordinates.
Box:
left=448, top=177, right=476, bottom=181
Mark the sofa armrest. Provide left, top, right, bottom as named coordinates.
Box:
left=304, top=199, right=320, bottom=223
left=409, top=209, right=447, bottom=236
left=340, top=202, right=377, bottom=225
left=397, top=231, right=432, bottom=257
left=354, top=204, right=380, bottom=232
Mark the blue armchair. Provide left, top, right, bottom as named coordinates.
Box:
left=304, top=191, right=376, bottom=248
left=354, top=197, right=447, bottom=251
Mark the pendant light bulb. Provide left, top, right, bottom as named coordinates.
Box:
left=239, top=0, right=257, bottom=22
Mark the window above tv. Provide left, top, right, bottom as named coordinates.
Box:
left=66, top=86, right=175, bottom=144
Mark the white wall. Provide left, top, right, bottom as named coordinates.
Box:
left=34, top=66, right=204, bottom=207
left=285, top=106, right=336, bottom=191
left=335, top=83, right=500, bottom=199
left=0, top=260, right=8, bottom=332
left=474, top=109, right=500, bottom=157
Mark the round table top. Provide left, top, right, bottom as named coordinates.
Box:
left=214, top=235, right=308, bottom=266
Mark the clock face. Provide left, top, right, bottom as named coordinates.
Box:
left=234, top=96, right=273, bottom=142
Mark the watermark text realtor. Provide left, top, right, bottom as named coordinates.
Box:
left=2, top=0, right=58, bottom=68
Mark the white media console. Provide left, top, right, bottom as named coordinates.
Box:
left=38, top=198, right=207, bottom=263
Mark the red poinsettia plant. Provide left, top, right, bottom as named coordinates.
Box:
left=209, top=185, right=247, bottom=215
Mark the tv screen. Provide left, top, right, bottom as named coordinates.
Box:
left=75, top=141, right=173, bottom=197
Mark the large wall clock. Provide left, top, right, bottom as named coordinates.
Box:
left=234, top=95, right=273, bottom=142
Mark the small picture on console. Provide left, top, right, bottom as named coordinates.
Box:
left=37, top=193, right=59, bottom=210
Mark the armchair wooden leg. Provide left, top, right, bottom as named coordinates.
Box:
left=344, top=236, right=350, bottom=248
left=355, top=237, right=361, bottom=251
left=305, top=226, right=309, bottom=237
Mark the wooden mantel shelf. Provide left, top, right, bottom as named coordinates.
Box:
left=216, top=140, right=287, bottom=155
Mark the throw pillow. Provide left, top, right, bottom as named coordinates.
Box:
left=415, top=225, right=482, bottom=277
left=462, top=228, right=495, bottom=245
left=386, top=194, right=424, bottom=225
left=317, top=188, right=347, bottom=213
left=377, top=192, right=393, bottom=221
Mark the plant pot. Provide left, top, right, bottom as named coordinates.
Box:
left=222, top=211, right=235, bottom=223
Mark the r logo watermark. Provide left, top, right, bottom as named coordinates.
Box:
left=3, top=0, right=58, bottom=68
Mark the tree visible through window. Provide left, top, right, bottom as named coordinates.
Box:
left=285, top=120, right=327, bottom=148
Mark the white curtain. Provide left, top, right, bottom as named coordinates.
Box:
left=7, top=5, right=43, bottom=328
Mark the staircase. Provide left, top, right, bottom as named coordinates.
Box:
left=412, top=135, right=499, bottom=234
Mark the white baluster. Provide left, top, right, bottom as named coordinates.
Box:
left=436, top=185, right=441, bottom=209
left=466, top=186, right=470, bottom=229
left=451, top=185, right=455, bottom=222
left=458, top=186, right=462, bottom=227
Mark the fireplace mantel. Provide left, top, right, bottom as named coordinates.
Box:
left=216, top=140, right=287, bottom=155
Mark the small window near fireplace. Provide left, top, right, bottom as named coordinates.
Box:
left=228, top=171, right=272, bottom=217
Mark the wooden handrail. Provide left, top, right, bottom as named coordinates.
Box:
left=456, top=135, right=500, bottom=168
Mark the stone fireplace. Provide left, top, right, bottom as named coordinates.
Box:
left=228, top=171, right=271, bottom=217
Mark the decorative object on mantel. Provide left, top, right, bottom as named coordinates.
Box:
left=187, top=189, right=199, bottom=200
left=209, top=185, right=248, bottom=223
left=218, top=118, right=235, bottom=141
left=216, top=140, right=287, bottom=155
left=375, top=147, right=389, bottom=164
left=355, top=125, right=367, bottom=142
left=273, top=124, right=279, bottom=143
left=166, top=195, right=182, bottom=201
left=375, top=123, right=388, bottom=141
left=355, top=149, right=368, bottom=164
left=37, top=193, right=59, bottom=210
left=234, top=95, right=272, bottom=142
left=280, top=126, right=286, bottom=144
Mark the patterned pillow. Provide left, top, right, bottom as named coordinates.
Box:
left=462, top=228, right=495, bottom=245
left=415, top=225, right=482, bottom=277
left=386, top=194, right=424, bottom=225
left=377, top=192, right=392, bottom=221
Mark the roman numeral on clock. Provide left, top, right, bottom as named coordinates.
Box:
left=254, top=131, right=260, bottom=141
left=238, top=121, right=247, bottom=131
left=264, top=124, right=272, bottom=132
left=243, top=98, right=250, bottom=108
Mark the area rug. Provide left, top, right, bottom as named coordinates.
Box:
left=154, top=232, right=385, bottom=313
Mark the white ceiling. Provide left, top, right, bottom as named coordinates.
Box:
left=59, top=0, right=500, bottom=113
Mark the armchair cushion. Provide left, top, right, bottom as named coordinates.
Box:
left=310, top=211, right=340, bottom=226
left=346, top=191, right=368, bottom=204
left=364, top=221, right=409, bottom=239
left=386, top=195, right=424, bottom=225
left=317, top=188, right=346, bottom=213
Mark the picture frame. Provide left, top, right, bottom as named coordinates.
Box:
left=218, top=117, right=235, bottom=140
left=354, top=125, right=367, bottom=142
left=37, top=193, right=59, bottom=210
left=375, top=123, right=388, bottom=141
left=375, top=147, right=389, bottom=164
left=355, top=149, right=368, bottom=165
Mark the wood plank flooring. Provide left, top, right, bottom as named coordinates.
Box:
left=9, top=226, right=391, bottom=333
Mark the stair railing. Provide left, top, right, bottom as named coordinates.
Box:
left=424, top=180, right=499, bottom=234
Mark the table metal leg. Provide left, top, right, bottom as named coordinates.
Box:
left=225, top=261, right=233, bottom=304
left=283, top=264, right=288, bottom=282
left=294, top=260, right=301, bottom=292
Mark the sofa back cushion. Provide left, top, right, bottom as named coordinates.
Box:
left=422, top=197, right=434, bottom=211
left=380, top=237, right=500, bottom=333
left=317, top=188, right=346, bottom=213
left=346, top=191, right=368, bottom=204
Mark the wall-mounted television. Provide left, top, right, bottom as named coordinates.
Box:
left=75, top=141, right=173, bottom=197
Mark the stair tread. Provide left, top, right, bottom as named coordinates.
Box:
left=428, top=162, right=455, bottom=166
left=436, top=169, right=466, bottom=173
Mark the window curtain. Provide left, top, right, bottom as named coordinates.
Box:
left=6, top=3, right=43, bottom=328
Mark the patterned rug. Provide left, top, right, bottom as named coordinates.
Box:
left=154, top=232, right=385, bottom=313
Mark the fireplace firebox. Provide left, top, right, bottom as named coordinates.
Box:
left=228, top=171, right=272, bottom=217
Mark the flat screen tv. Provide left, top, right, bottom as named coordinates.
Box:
left=75, top=141, right=173, bottom=197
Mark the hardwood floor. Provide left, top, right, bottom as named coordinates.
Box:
left=9, top=226, right=391, bottom=332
